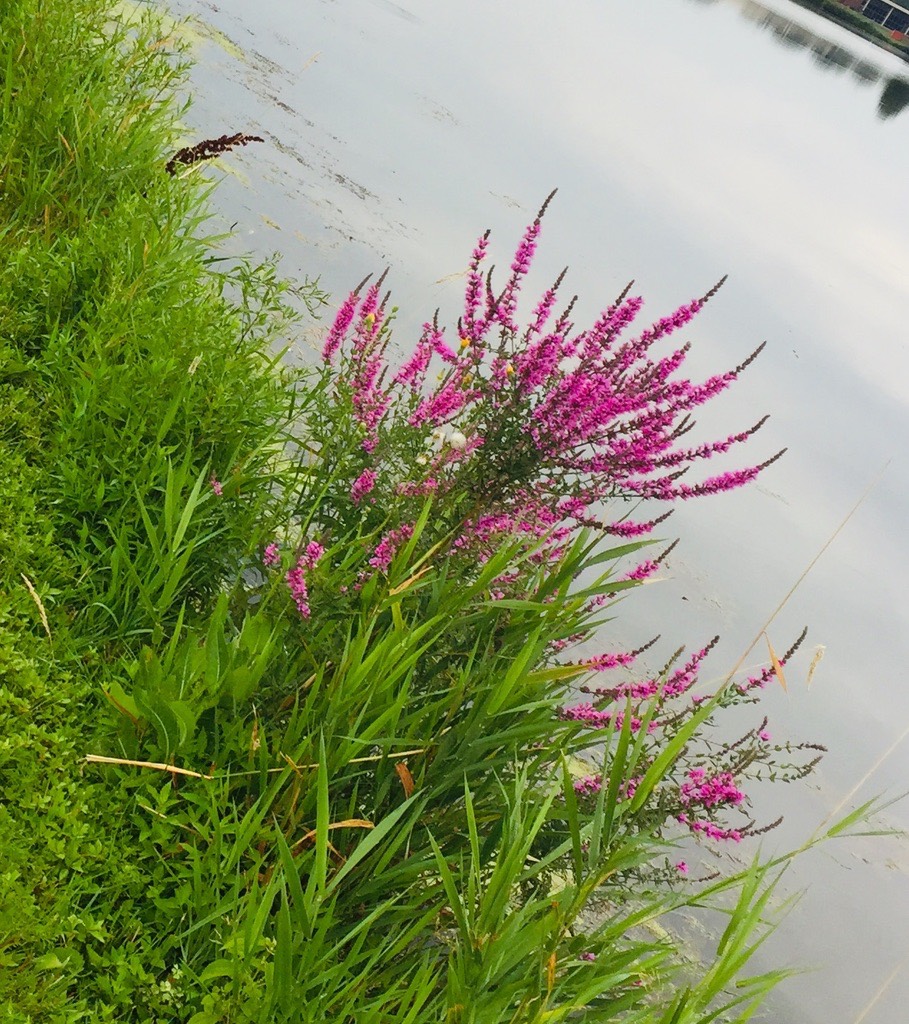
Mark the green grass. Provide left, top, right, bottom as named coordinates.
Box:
left=0, top=1, right=871, bottom=1021
left=0, top=0, right=324, bottom=643
left=0, top=0, right=321, bottom=1016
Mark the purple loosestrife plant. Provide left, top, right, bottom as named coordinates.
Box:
left=309, top=192, right=780, bottom=593
left=293, top=196, right=821, bottom=863
left=562, top=628, right=823, bottom=847
left=282, top=540, right=325, bottom=619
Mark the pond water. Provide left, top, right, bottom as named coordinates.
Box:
left=157, top=0, right=909, bottom=1018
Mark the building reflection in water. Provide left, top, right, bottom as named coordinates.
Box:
left=689, top=0, right=909, bottom=117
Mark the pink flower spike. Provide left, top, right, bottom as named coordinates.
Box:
left=624, top=559, right=659, bottom=582
left=322, top=290, right=360, bottom=363
left=675, top=861, right=689, bottom=875
left=350, top=469, right=377, bottom=505
left=573, top=774, right=603, bottom=797
left=285, top=560, right=311, bottom=619
left=263, top=543, right=280, bottom=568
left=210, top=476, right=223, bottom=497
left=586, top=651, right=637, bottom=671
left=368, top=524, right=414, bottom=574
left=302, top=541, right=325, bottom=570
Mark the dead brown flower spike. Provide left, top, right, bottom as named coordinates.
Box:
left=165, top=132, right=265, bottom=175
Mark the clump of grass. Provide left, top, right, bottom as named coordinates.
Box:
left=0, top=0, right=321, bottom=1015
left=0, top=0, right=876, bottom=1021
left=0, top=0, right=325, bottom=645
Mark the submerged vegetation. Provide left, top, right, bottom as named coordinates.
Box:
left=0, top=0, right=875, bottom=1021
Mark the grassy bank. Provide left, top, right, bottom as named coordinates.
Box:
left=0, top=0, right=322, bottom=1015
left=0, top=1, right=863, bottom=1021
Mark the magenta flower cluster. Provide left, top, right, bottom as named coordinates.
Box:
left=284, top=541, right=324, bottom=619
left=562, top=629, right=807, bottom=842
left=568, top=638, right=720, bottom=722
left=676, top=815, right=743, bottom=844
left=368, top=524, right=413, bottom=574
left=301, top=199, right=823, bottom=875
left=350, top=468, right=377, bottom=505
left=676, top=769, right=746, bottom=842
left=572, top=774, right=639, bottom=802
left=573, top=775, right=603, bottom=798
left=317, top=191, right=780, bottom=589
left=679, top=767, right=745, bottom=810
left=307, top=200, right=815, bottom=857
left=562, top=703, right=651, bottom=735
left=323, top=279, right=391, bottom=454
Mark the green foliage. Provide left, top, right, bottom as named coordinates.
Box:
left=0, top=0, right=325, bottom=649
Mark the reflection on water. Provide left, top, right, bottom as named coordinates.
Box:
left=880, top=73, right=909, bottom=113
left=715, top=0, right=909, bottom=116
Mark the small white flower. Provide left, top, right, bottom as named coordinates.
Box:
left=448, top=430, right=467, bottom=450
left=415, top=454, right=428, bottom=465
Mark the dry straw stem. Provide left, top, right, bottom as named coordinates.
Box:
left=722, top=461, right=889, bottom=691
left=279, top=747, right=430, bottom=775
left=84, top=754, right=214, bottom=780
left=290, top=818, right=374, bottom=853
left=852, top=956, right=907, bottom=1023
left=823, top=719, right=909, bottom=828
left=84, top=747, right=431, bottom=780
left=21, top=573, right=51, bottom=642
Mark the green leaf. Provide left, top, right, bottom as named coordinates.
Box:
left=199, top=958, right=237, bottom=983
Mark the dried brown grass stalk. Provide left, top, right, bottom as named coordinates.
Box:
left=290, top=819, right=374, bottom=853
left=84, top=754, right=213, bottom=780
left=723, top=462, right=889, bottom=690
left=21, top=573, right=51, bottom=642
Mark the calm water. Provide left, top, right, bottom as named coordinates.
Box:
left=158, top=0, right=909, bottom=1018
